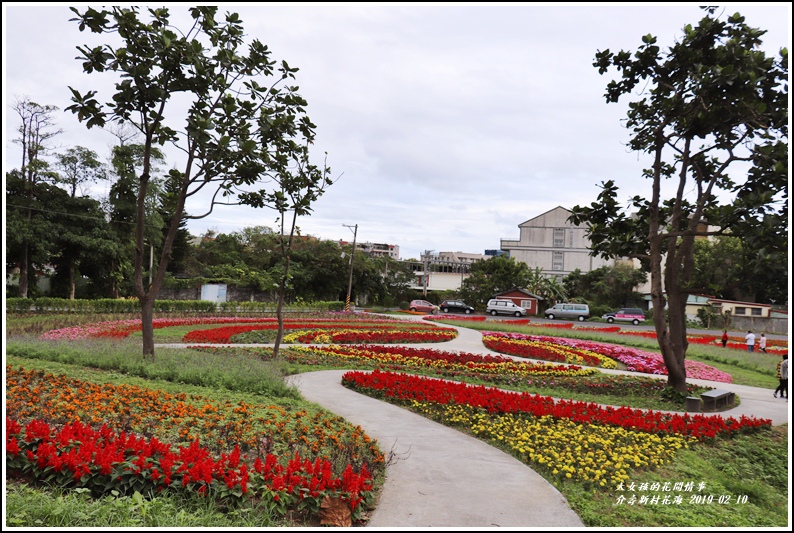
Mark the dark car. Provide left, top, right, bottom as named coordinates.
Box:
left=439, top=300, right=475, bottom=314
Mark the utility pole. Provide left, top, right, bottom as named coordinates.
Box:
left=343, top=224, right=358, bottom=312
left=422, top=249, right=434, bottom=297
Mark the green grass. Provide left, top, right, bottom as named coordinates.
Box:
left=5, top=336, right=299, bottom=399
left=560, top=424, right=789, bottom=527
left=5, top=481, right=302, bottom=528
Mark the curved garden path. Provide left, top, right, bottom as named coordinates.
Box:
left=156, top=314, right=788, bottom=527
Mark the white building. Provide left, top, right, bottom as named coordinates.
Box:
left=500, top=206, right=615, bottom=279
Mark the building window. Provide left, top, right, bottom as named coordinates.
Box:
left=552, top=252, right=564, bottom=271
left=553, top=228, right=565, bottom=248
left=751, top=308, right=763, bottom=316
left=734, top=307, right=747, bottom=315
left=520, top=299, right=533, bottom=309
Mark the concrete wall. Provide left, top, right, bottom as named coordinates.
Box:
left=158, top=285, right=276, bottom=302
left=730, top=316, right=789, bottom=335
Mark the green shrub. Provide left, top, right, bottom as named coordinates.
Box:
left=588, top=304, right=612, bottom=319
left=6, top=298, right=343, bottom=315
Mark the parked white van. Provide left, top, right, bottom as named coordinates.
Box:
left=486, top=299, right=528, bottom=317
left=544, top=303, right=590, bottom=322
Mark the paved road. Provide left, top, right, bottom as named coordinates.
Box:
left=156, top=315, right=788, bottom=527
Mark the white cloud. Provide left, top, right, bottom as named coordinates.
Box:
left=4, top=3, right=790, bottom=260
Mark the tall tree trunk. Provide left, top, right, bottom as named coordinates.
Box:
left=273, top=276, right=287, bottom=359
left=134, top=153, right=194, bottom=360
left=648, top=130, right=688, bottom=393
left=273, top=208, right=299, bottom=359
left=69, top=257, right=76, bottom=300
left=19, top=242, right=29, bottom=298
left=133, top=148, right=154, bottom=358
left=19, top=176, right=34, bottom=298
left=662, top=244, right=689, bottom=393
left=140, top=295, right=155, bottom=359
left=110, top=259, right=119, bottom=299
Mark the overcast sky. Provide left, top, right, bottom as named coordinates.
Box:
left=3, top=3, right=791, bottom=261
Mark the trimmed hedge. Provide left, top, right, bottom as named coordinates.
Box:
left=217, top=300, right=345, bottom=313
left=6, top=298, right=345, bottom=314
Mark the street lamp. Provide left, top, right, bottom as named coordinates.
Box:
left=343, top=224, right=358, bottom=312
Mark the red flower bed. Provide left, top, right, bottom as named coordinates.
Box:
left=303, top=344, right=589, bottom=375
left=290, top=330, right=456, bottom=344
left=181, top=320, right=455, bottom=344
left=341, top=371, right=770, bottom=441
left=6, top=416, right=373, bottom=513
left=183, top=324, right=281, bottom=343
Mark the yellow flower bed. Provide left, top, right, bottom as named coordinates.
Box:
left=410, top=402, right=691, bottom=487
left=292, top=345, right=599, bottom=378
left=497, top=337, right=619, bottom=369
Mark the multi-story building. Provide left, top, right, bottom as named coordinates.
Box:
left=424, top=251, right=488, bottom=265
left=406, top=250, right=490, bottom=294
left=500, top=206, right=615, bottom=279
left=339, top=241, right=400, bottom=260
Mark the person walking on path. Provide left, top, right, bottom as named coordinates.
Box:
left=745, top=331, right=756, bottom=352
left=773, top=354, right=788, bottom=399
left=758, top=333, right=767, bottom=353
left=722, top=330, right=729, bottom=348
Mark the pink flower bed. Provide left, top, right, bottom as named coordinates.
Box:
left=39, top=317, right=278, bottom=341
left=483, top=332, right=733, bottom=383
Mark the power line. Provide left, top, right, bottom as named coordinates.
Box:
left=5, top=202, right=165, bottom=228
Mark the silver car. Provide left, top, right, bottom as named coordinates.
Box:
left=486, top=299, right=528, bottom=317
left=544, top=303, right=590, bottom=322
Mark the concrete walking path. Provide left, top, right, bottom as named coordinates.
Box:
left=286, top=370, right=584, bottom=527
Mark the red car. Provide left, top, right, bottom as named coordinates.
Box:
left=409, top=299, right=439, bottom=314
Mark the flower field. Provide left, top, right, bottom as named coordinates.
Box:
left=7, top=417, right=373, bottom=516
left=288, top=344, right=599, bottom=378
left=341, top=370, right=772, bottom=487
left=245, top=325, right=455, bottom=344
left=189, top=344, right=707, bottom=408
left=38, top=317, right=283, bottom=341
left=483, top=332, right=733, bottom=382
left=38, top=316, right=456, bottom=344
left=6, top=364, right=382, bottom=521
left=182, top=319, right=457, bottom=344
left=482, top=332, right=619, bottom=369
left=9, top=312, right=787, bottom=527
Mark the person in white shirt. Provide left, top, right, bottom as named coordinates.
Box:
left=745, top=331, right=756, bottom=352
